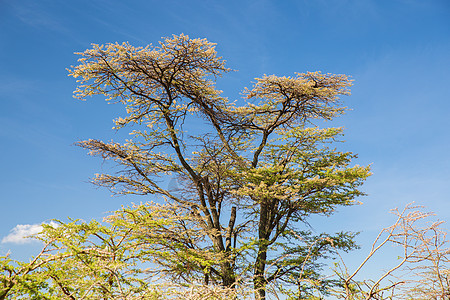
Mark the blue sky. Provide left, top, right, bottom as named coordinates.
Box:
left=1, top=0, right=449, bottom=275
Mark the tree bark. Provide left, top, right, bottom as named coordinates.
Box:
left=254, top=201, right=270, bottom=300
left=254, top=247, right=267, bottom=300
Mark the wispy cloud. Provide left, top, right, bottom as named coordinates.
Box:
left=1, top=222, right=58, bottom=244
left=8, top=1, right=65, bottom=32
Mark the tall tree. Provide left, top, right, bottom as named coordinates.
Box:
left=66, top=34, right=370, bottom=299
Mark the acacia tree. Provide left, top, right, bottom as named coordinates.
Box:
left=0, top=34, right=371, bottom=299
left=1, top=220, right=160, bottom=300
left=65, top=34, right=371, bottom=299
left=330, top=204, right=450, bottom=300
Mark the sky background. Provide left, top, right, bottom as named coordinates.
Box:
left=1, top=0, right=449, bottom=279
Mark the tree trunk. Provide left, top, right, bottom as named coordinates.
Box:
left=254, top=248, right=267, bottom=300
left=221, top=262, right=236, bottom=287
left=254, top=201, right=270, bottom=299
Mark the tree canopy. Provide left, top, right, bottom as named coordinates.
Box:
left=2, top=34, right=374, bottom=300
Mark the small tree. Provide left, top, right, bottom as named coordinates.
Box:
left=66, top=34, right=371, bottom=299
left=328, top=203, right=450, bottom=300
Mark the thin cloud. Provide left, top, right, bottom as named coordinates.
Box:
left=1, top=222, right=58, bottom=244
left=10, top=1, right=62, bottom=31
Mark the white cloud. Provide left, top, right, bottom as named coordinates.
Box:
left=1, top=222, right=58, bottom=244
